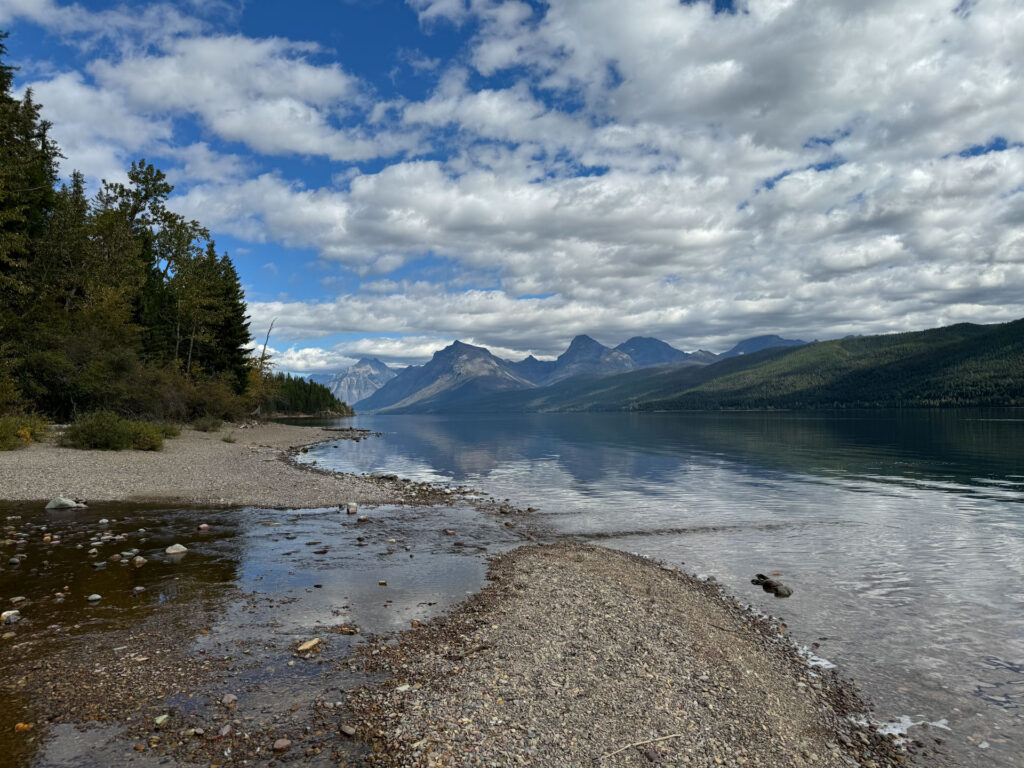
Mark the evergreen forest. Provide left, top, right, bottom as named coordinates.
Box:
left=0, top=33, right=351, bottom=424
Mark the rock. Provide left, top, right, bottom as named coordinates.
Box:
left=221, top=693, right=238, bottom=708
left=131, top=556, right=147, bottom=568
left=87, top=548, right=98, bottom=557
left=8, top=557, right=19, bottom=566
left=2, top=609, right=21, bottom=625
left=395, top=684, right=411, bottom=692
left=9, top=596, right=25, bottom=605
left=340, top=724, right=356, bottom=737
left=273, top=738, right=291, bottom=752
left=165, top=543, right=188, bottom=555
left=45, top=497, right=85, bottom=510
left=132, top=586, right=146, bottom=595
left=98, top=518, right=109, bottom=524
left=198, top=523, right=210, bottom=531
left=346, top=502, right=358, bottom=514
left=378, top=580, right=387, bottom=586
left=154, top=714, right=170, bottom=727
left=297, top=638, right=321, bottom=653
left=219, top=724, right=232, bottom=738
left=108, top=554, right=121, bottom=563
left=773, top=584, right=793, bottom=598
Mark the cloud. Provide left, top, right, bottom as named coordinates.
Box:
left=6, top=0, right=1024, bottom=362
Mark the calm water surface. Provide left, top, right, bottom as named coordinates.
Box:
left=299, top=410, right=1024, bottom=767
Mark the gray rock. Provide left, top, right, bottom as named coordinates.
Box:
left=340, top=724, right=357, bottom=737
left=165, top=543, right=188, bottom=555
left=221, top=693, right=238, bottom=708
left=273, top=738, right=291, bottom=752
left=86, top=594, right=101, bottom=602
left=1, top=609, right=21, bottom=625
left=45, top=497, right=85, bottom=510
left=131, top=556, right=147, bottom=568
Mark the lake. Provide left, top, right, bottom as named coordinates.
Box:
left=297, top=409, right=1024, bottom=768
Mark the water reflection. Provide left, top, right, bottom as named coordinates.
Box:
left=302, top=409, right=1024, bottom=767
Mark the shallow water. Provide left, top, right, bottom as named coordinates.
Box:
left=0, top=500, right=521, bottom=766
left=298, top=410, right=1024, bottom=768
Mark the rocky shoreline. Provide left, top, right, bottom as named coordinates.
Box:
left=0, top=423, right=475, bottom=509
left=347, top=543, right=933, bottom=768
left=0, top=425, right=943, bottom=767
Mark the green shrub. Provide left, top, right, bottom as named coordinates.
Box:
left=62, top=411, right=169, bottom=451
left=192, top=415, right=222, bottom=432
left=128, top=421, right=164, bottom=451
left=157, top=422, right=181, bottom=438
left=0, top=413, right=49, bottom=451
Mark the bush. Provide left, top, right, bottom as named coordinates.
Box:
left=221, top=431, right=237, bottom=443
left=128, top=421, right=164, bottom=451
left=192, top=415, right=222, bottom=432
left=61, top=411, right=169, bottom=451
left=157, top=422, right=181, bottom=438
left=0, top=413, right=49, bottom=451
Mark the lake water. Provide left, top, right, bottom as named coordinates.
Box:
left=299, top=410, right=1024, bottom=768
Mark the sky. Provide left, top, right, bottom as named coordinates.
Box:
left=1, top=0, right=1023, bottom=371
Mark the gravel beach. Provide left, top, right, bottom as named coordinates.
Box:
left=350, top=543, right=929, bottom=768
left=0, top=423, right=433, bottom=508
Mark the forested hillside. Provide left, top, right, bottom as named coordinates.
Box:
left=641, top=320, right=1024, bottom=410
left=0, top=33, right=350, bottom=422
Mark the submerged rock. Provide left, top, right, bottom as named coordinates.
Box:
left=86, top=594, right=101, bottom=602
left=165, top=543, right=188, bottom=555
left=1, top=609, right=21, bottom=625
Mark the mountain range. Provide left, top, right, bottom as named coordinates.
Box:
left=305, top=319, right=1024, bottom=413
left=352, top=333, right=805, bottom=413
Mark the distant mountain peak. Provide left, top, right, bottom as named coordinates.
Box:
left=721, top=335, right=807, bottom=358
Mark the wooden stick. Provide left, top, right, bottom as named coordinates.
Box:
left=599, top=732, right=687, bottom=760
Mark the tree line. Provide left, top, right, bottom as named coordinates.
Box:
left=0, top=32, right=350, bottom=422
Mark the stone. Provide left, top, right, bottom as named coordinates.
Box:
left=2, top=609, right=21, bottom=625
left=395, top=684, right=411, bottom=692
left=340, top=724, right=356, bottom=737
left=8, top=557, right=19, bottom=566
left=131, top=556, right=147, bottom=568
left=87, top=548, right=98, bottom=557
left=273, top=738, right=291, bottom=752
left=154, top=714, right=170, bottom=727
left=378, top=580, right=387, bottom=586
left=346, top=502, right=358, bottom=514
left=165, top=543, right=188, bottom=555
left=132, top=586, right=146, bottom=595
left=45, top=497, right=84, bottom=510
left=219, top=724, right=232, bottom=738
left=108, top=554, right=121, bottom=563
left=198, top=523, right=210, bottom=531
left=87, top=594, right=101, bottom=602
left=221, top=693, right=238, bottom=708
left=297, top=638, right=321, bottom=653
left=9, top=596, right=25, bottom=605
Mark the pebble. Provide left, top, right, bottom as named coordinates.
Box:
left=340, top=724, right=356, bottom=737
left=165, top=543, right=188, bottom=555
left=198, top=523, right=210, bottom=531
left=132, top=586, right=146, bottom=595
left=221, top=693, right=238, bottom=708
left=297, top=638, right=321, bottom=653
left=2, top=609, right=21, bottom=625
left=86, top=594, right=101, bottom=602
left=273, top=738, right=291, bottom=752
left=132, top=556, right=147, bottom=567
left=219, top=724, right=232, bottom=737
left=154, top=714, right=169, bottom=727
